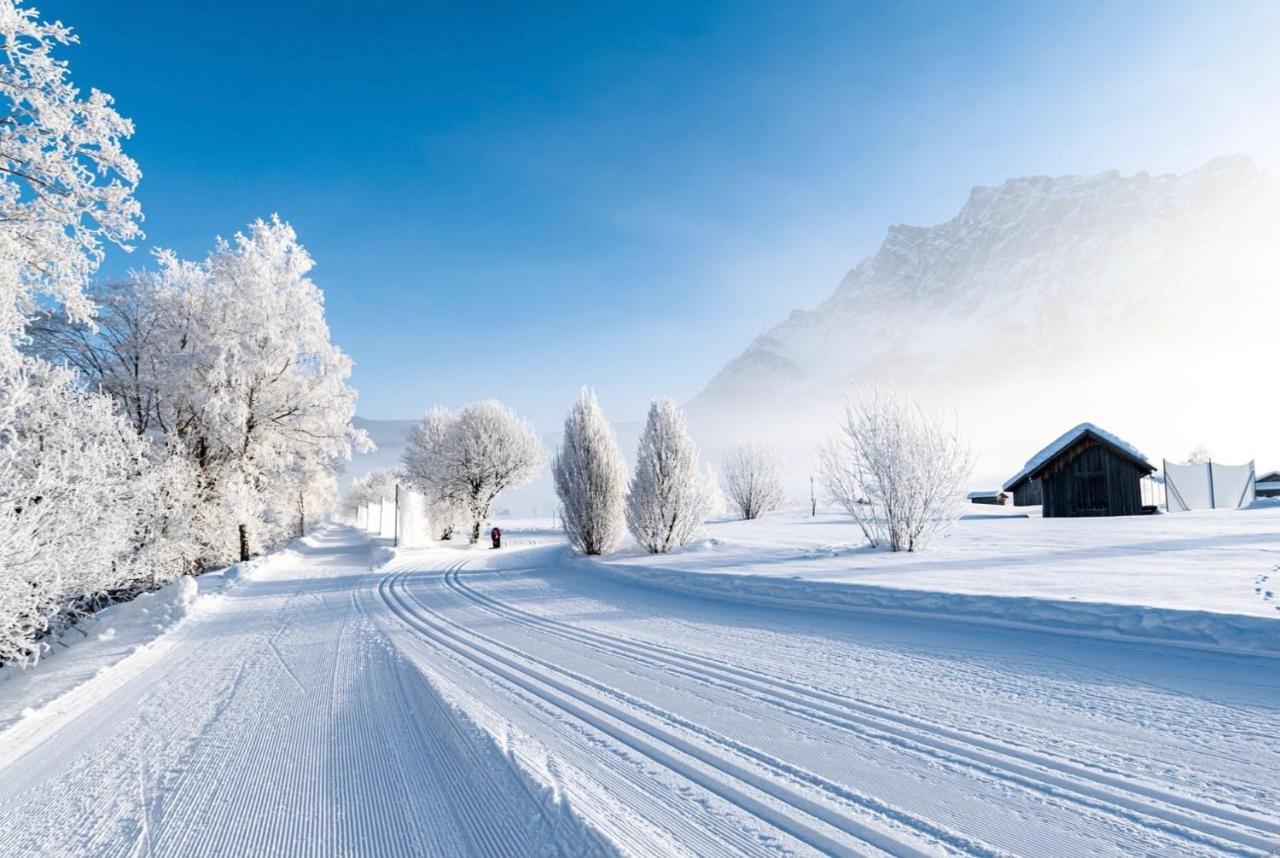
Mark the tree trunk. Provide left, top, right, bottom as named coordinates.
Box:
left=470, top=518, right=481, bottom=543
left=238, top=523, right=250, bottom=562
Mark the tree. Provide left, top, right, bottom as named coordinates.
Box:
left=0, top=0, right=145, bottom=665
left=817, top=386, right=972, bottom=552
left=553, top=387, right=627, bottom=555
left=401, top=407, right=462, bottom=539
left=0, top=0, right=142, bottom=347
left=625, top=399, right=712, bottom=553
left=720, top=441, right=785, bottom=520
left=1185, top=445, right=1212, bottom=465
left=153, top=217, right=368, bottom=560
left=439, top=401, right=542, bottom=542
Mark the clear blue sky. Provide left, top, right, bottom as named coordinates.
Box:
left=49, top=0, right=1279, bottom=428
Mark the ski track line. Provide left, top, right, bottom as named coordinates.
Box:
left=378, top=558, right=964, bottom=858
left=442, top=563, right=1280, bottom=855
left=408, top=566, right=1015, bottom=857
left=382, top=616, right=778, bottom=858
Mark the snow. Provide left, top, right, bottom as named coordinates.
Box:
left=583, top=505, right=1280, bottom=655
left=0, top=559, right=253, bottom=732
left=1, top=523, right=1276, bottom=855
left=1002, top=422, right=1151, bottom=491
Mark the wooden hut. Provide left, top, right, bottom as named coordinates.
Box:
left=1003, top=424, right=1155, bottom=518
left=966, top=490, right=1008, bottom=506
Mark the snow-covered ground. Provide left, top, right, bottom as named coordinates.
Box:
left=378, top=532, right=1280, bottom=856
left=578, top=503, right=1280, bottom=655
left=2, top=519, right=1277, bottom=856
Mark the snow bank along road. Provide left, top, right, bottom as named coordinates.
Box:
left=2, top=525, right=1278, bottom=857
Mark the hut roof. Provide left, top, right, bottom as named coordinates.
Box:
left=966, top=490, right=1003, bottom=500
left=1003, top=423, right=1153, bottom=491
left=1257, top=470, right=1280, bottom=483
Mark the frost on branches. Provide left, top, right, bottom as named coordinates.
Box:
left=553, top=387, right=627, bottom=556
left=0, top=0, right=142, bottom=344
left=625, top=399, right=712, bottom=554
left=400, top=401, right=542, bottom=543
left=400, top=407, right=462, bottom=539
left=818, top=386, right=973, bottom=552
left=720, top=441, right=785, bottom=521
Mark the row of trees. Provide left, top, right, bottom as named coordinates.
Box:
left=374, top=385, right=969, bottom=560
left=555, top=390, right=716, bottom=555
left=553, top=386, right=970, bottom=556
left=1, top=3, right=363, bottom=666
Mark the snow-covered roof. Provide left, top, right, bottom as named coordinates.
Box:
left=1257, top=470, right=1280, bottom=483
left=1003, top=423, right=1152, bottom=491
left=966, top=490, right=1002, bottom=499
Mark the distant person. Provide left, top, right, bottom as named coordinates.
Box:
left=490, top=526, right=502, bottom=549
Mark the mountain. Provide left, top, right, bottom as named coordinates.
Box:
left=690, top=156, right=1279, bottom=484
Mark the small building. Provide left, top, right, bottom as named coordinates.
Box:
left=1257, top=470, right=1280, bottom=499
left=966, top=490, right=1008, bottom=506
left=1003, top=423, right=1155, bottom=518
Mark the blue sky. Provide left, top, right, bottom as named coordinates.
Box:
left=50, top=0, right=1279, bottom=427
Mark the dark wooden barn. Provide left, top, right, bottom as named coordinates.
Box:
left=1004, top=424, right=1155, bottom=518
left=1003, top=476, right=1043, bottom=507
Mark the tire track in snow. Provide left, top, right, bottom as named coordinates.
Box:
left=444, top=562, right=1280, bottom=856
left=379, top=558, right=958, bottom=858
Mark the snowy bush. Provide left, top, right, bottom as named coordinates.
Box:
left=720, top=441, right=785, bottom=520
left=625, top=400, right=712, bottom=553
left=553, top=387, right=627, bottom=555
left=818, top=386, right=973, bottom=552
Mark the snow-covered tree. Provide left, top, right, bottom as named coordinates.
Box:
left=1185, top=444, right=1212, bottom=465
left=720, top=441, right=785, bottom=520
left=625, top=399, right=712, bottom=553
left=401, top=406, right=462, bottom=539
left=151, top=217, right=368, bottom=560
left=0, top=1, right=145, bottom=665
left=0, top=358, right=147, bottom=664
left=553, top=387, right=627, bottom=555
left=437, top=401, right=542, bottom=542
left=0, top=0, right=142, bottom=347
left=817, top=386, right=972, bottom=552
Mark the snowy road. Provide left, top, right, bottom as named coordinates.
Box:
left=1, top=526, right=1277, bottom=857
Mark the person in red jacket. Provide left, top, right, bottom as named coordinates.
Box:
left=490, top=526, right=502, bottom=549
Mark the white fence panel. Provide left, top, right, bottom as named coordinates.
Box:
left=1164, top=460, right=1255, bottom=511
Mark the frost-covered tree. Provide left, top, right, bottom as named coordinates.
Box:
left=0, top=358, right=148, bottom=664
left=0, top=0, right=142, bottom=346
left=553, top=387, right=627, bottom=555
left=152, top=217, right=368, bottom=560
left=401, top=407, right=462, bottom=539
left=1184, top=445, right=1212, bottom=465
left=0, top=1, right=146, bottom=665
left=818, top=386, right=973, bottom=552
left=720, top=441, right=785, bottom=520
left=438, top=401, right=542, bottom=542
left=625, top=399, right=712, bottom=553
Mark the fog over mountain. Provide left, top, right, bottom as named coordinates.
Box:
left=353, top=156, right=1278, bottom=504
left=688, top=155, right=1279, bottom=488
